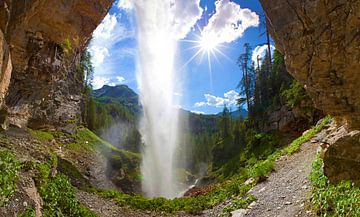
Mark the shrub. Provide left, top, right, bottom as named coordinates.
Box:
left=281, top=80, right=307, bottom=108
left=310, top=155, right=360, bottom=216
left=40, top=174, right=97, bottom=217
left=0, top=150, right=20, bottom=206
left=19, top=206, right=36, bottom=217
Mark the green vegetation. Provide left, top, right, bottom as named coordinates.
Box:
left=19, top=206, right=36, bottom=217
left=284, top=115, right=331, bottom=155
left=0, top=150, right=20, bottom=207
left=99, top=172, right=254, bottom=214
left=96, top=117, right=331, bottom=214
left=60, top=38, right=72, bottom=54
left=23, top=155, right=96, bottom=217
left=281, top=80, right=308, bottom=108
left=28, top=128, right=54, bottom=142
left=310, top=155, right=360, bottom=216
left=40, top=174, right=96, bottom=217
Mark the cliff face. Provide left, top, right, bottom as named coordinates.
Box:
left=0, top=0, right=113, bottom=129
left=260, top=0, right=360, bottom=185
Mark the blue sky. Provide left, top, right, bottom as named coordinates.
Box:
left=89, top=0, right=273, bottom=114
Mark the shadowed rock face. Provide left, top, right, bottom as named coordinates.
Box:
left=0, top=0, right=113, bottom=128
left=260, top=0, right=360, bottom=185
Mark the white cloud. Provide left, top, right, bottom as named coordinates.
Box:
left=191, top=110, right=205, bottom=115
left=128, top=0, right=203, bottom=39
left=201, top=0, right=259, bottom=44
left=251, top=44, right=275, bottom=65
left=116, top=76, right=126, bottom=83
left=92, top=76, right=127, bottom=89
left=117, top=0, right=134, bottom=10
left=93, top=76, right=110, bottom=89
left=195, top=90, right=240, bottom=108
left=88, top=46, right=109, bottom=68
left=170, top=0, right=204, bottom=39
left=89, top=13, right=134, bottom=69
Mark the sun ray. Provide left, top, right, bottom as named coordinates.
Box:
left=179, top=48, right=203, bottom=72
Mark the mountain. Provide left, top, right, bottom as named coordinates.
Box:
left=92, top=85, right=141, bottom=115
left=216, top=108, right=248, bottom=119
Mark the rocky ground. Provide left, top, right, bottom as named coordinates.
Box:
left=230, top=130, right=328, bottom=217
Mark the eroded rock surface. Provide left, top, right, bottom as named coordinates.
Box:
left=260, top=0, right=360, bottom=184
left=0, top=0, right=113, bottom=129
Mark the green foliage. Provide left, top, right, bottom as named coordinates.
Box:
left=40, top=174, right=97, bottom=217
left=284, top=115, right=331, bottom=155
left=60, top=38, right=72, bottom=54
left=28, top=129, right=54, bottom=142
left=57, top=158, right=94, bottom=192
left=0, top=150, right=20, bottom=207
left=309, top=155, right=360, bottom=216
left=99, top=179, right=254, bottom=214
left=19, top=206, right=36, bottom=217
left=281, top=80, right=307, bottom=108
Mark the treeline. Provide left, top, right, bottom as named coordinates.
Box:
left=184, top=46, right=319, bottom=179
left=79, top=50, right=141, bottom=153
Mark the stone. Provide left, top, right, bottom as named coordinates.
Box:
left=0, top=0, right=113, bottom=129
left=323, top=125, right=360, bottom=185
left=260, top=0, right=360, bottom=185
left=0, top=29, right=11, bottom=109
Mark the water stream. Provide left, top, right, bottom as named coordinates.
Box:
left=134, top=0, right=181, bottom=198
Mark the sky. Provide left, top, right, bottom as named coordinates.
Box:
left=89, top=0, right=274, bottom=115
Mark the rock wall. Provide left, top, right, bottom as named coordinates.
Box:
left=260, top=0, right=360, bottom=185
left=0, top=0, right=113, bottom=129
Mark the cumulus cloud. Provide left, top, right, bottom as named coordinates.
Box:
left=170, top=0, right=204, bottom=39
left=195, top=90, right=240, bottom=108
left=92, top=76, right=127, bottom=90
left=89, top=13, right=133, bottom=67
left=201, top=0, right=259, bottom=44
left=251, top=44, right=275, bottom=66
left=93, top=76, right=111, bottom=89
left=116, top=76, right=126, bottom=83
left=117, top=0, right=134, bottom=10
left=191, top=110, right=205, bottom=115
left=121, top=0, right=203, bottom=39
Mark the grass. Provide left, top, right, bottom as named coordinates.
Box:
left=309, top=155, right=360, bottom=216
left=28, top=129, right=54, bottom=142
left=0, top=150, right=20, bottom=207
left=284, top=115, right=331, bottom=155
left=95, top=117, right=332, bottom=214
left=20, top=117, right=331, bottom=215
left=40, top=174, right=97, bottom=217
left=19, top=206, right=36, bottom=217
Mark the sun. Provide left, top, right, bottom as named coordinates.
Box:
left=199, top=33, right=219, bottom=51
left=179, top=31, right=230, bottom=89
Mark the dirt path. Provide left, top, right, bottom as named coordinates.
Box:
left=231, top=130, right=327, bottom=217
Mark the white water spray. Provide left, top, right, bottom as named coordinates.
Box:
left=134, top=0, right=182, bottom=198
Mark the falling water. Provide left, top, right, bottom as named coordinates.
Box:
left=134, top=0, right=181, bottom=198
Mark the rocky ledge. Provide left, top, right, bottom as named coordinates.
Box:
left=260, top=0, right=360, bottom=185
left=0, top=0, right=113, bottom=129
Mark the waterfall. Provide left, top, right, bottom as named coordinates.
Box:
left=134, top=0, right=181, bottom=198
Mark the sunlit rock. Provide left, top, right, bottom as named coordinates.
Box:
left=260, top=0, right=360, bottom=184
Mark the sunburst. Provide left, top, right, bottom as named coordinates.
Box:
left=180, top=28, right=231, bottom=89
